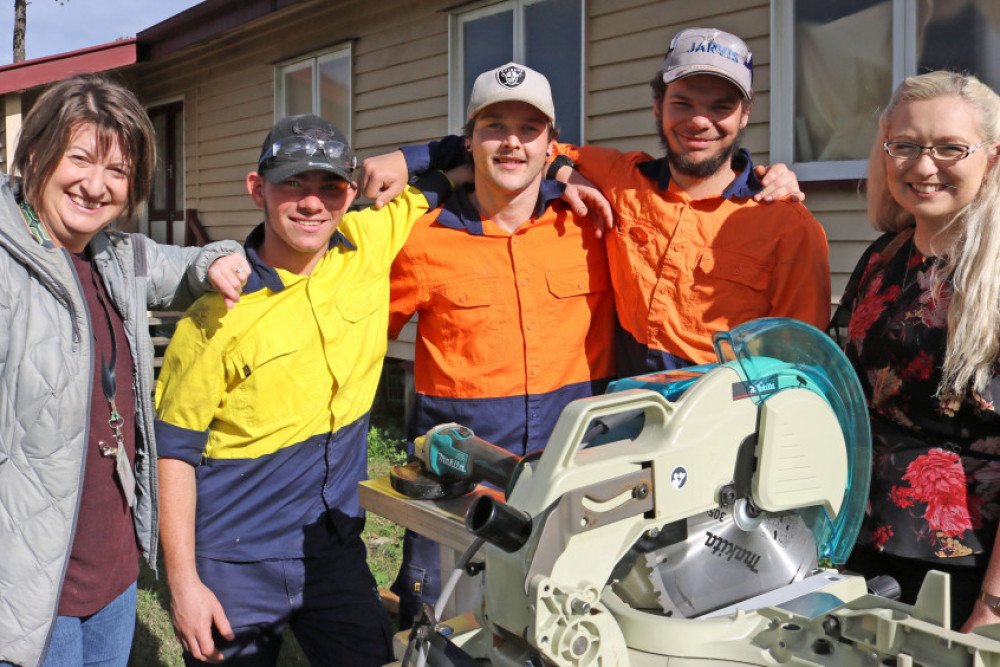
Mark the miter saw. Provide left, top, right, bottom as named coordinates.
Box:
left=386, top=318, right=1000, bottom=666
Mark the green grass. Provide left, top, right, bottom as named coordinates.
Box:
left=130, top=407, right=408, bottom=666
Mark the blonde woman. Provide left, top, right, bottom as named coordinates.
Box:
left=839, top=71, right=1000, bottom=631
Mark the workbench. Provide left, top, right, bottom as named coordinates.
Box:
left=359, top=476, right=503, bottom=621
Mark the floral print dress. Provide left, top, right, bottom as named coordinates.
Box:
left=842, top=227, right=1000, bottom=561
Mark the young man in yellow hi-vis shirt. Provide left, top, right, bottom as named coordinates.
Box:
left=154, top=115, right=451, bottom=666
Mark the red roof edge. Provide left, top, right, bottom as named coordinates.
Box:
left=0, top=39, right=138, bottom=97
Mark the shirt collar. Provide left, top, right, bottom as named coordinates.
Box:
left=432, top=179, right=567, bottom=235
left=241, top=222, right=356, bottom=293
left=636, top=148, right=762, bottom=199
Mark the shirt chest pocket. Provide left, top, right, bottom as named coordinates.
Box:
left=226, top=337, right=317, bottom=430
left=426, top=277, right=505, bottom=368
left=696, top=248, right=770, bottom=290
left=546, top=266, right=610, bottom=299
left=335, top=277, right=387, bottom=323
left=686, top=248, right=771, bottom=334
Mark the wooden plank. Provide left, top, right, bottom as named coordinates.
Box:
left=356, top=97, right=446, bottom=132
left=356, top=76, right=448, bottom=112
left=355, top=117, right=449, bottom=150
left=590, top=1, right=768, bottom=45
left=356, top=54, right=448, bottom=93
left=357, top=33, right=445, bottom=74
left=359, top=476, right=504, bottom=553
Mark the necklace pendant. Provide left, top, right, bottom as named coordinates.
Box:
left=98, top=441, right=118, bottom=458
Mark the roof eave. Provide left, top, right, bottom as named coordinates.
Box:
left=0, top=39, right=137, bottom=96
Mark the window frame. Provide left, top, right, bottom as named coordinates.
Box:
left=448, top=0, right=585, bottom=141
left=274, top=43, right=353, bottom=137
left=770, top=0, right=918, bottom=181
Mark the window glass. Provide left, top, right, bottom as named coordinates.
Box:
left=277, top=46, right=351, bottom=135
left=525, top=0, right=582, bottom=143
left=918, top=3, right=1000, bottom=92
left=462, top=9, right=514, bottom=116
left=318, top=52, right=351, bottom=132
left=454, top=0, right=583, bottom=143
left=792, top=0, right=891, bottom=163
left=781, top=0, right=1000, bottom=176
left=282, top=62, right=314, bottom=117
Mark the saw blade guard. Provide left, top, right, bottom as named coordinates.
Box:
left=711, top=317, right=870, bottom=564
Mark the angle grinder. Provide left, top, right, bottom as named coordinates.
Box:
left=389, top=423, right=527, bottom=500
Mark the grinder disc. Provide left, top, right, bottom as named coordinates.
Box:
left=389, top=461, right=476, bottom=500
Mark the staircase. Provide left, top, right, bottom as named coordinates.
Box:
left=148, top=311, right=183, bottom=377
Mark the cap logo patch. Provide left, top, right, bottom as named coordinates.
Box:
left=292, top=121, right=337, bottom=142
left=685, top=40, right=752, bottom=69
left=496, top=65, right=526, bottom=88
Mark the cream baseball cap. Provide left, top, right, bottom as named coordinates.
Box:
left=466, top=62, right=556, bottom=122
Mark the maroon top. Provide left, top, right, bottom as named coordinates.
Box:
left=59, top=251, right=139, bottom=616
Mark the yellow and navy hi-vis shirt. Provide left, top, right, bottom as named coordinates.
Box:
left=154, top=184, right=442, bottom=562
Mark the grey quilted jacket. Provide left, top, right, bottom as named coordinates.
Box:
left=0, top=176, right=242, bottom=667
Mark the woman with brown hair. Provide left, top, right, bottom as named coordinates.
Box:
left=0, top=73, right=248, bottom=666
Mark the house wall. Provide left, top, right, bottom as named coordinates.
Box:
left=586, top=0, right=875, bottom=303
left=118, top=0, right=873, bottom=323
left=124, top=0, right=453, bottom=243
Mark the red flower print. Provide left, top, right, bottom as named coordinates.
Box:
left=872, top=525, right=893, bottom=549
left=904, top=449, right=966, bottom=504
left=848, top=275, right=901, bottom=340
left=925, top=502, right=973, bottom=537
left=903, top=351, right=934, bottom=382
left=916, top=269, right=950, bottom=328
left=889, top=485, right=915, bottom=508
left=903, top=449, right=972, bottom=536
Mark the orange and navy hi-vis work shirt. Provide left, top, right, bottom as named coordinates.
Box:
left=555, top=143, right=831, bottom=376
left=389, top=180, right=616, bottom=456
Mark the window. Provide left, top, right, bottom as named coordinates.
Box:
left=771, top=0, right=1000, bottom=180
left=276, top=45, right=352, bottom=135
left=451, top=0, right=584, bottom=144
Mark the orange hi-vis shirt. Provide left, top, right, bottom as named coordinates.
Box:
left=389, top=182, right=616, bottom=456
left=556, top=144, right=831, bottom=375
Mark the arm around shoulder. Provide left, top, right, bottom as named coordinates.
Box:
left=139, top=235, right=245, bottom=311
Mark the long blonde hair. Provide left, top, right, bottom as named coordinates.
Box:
left=866, top=71, right=1000, bottom=399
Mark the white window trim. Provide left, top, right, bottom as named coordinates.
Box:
left=448, top=0, right=585, bottom=141
left=274, top=43, right=353, bottom=137
left=770, top=0, right=916, bottom=181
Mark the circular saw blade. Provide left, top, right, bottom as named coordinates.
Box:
left=639, top=507, right=818, bottom=618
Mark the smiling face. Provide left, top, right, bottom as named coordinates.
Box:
left=34, top=123, right=130, bottom=253
left=247, top=169, right=356, bottom=275
left=655, top=74, right=750, bottom=179
left=469, top=101, right=554, bottom=198
left=884, top=95, right=997, bottom=232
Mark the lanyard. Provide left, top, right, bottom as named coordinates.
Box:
left=19, top=198, right=54, bottom=247
left=88, top=256, right=135, bottom=508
